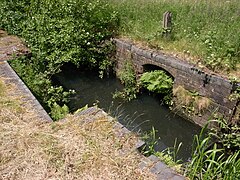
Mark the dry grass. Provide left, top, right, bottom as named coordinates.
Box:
left=0, top=78, right=154, bottom=180
left=173, top=86, right=211, bottom=114
left=0, top=30, right=8, bottom=38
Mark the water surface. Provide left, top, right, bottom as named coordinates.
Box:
left=54, top=64, right=201, bottom=161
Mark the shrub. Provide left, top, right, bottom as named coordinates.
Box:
left=0, top=0, right=119, bottom=119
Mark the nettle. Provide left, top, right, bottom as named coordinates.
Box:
left=0, top=0, right=119, bottom=120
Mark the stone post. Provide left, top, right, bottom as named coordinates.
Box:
left=162, top=11, right=172, bottom=38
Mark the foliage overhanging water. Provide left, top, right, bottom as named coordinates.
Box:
left=54, top=64, right=201, bottom=161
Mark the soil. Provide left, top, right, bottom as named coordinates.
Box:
left=0, top=30, right=30, bottom=61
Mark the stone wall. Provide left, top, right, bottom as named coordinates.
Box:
left=114, top=38, right=239, bottom=127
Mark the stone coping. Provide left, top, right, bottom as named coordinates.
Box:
left=76, top=107, right=186, bottom=179
left=0, top=61, right=52, bottom=122
left=114, top=38, right=240, bottom=90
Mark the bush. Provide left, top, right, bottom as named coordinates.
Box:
left=0, top=0, right=119, bottom=119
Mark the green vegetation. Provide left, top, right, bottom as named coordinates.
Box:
left=109, top=0, right=240, bottom=74
left=143, top=127, right=182, bottom=170
left=186, top=118, right=240, bottom=179
left=114, top=64, right=174, bottom=105
left=1, top=0, right=239, bottom=178
left=142, top=117, right=240, bottom=179
left=114, top=60, right=138, bottom=101
left=0, top=0, right=118, bottom=120
left=140, top=70, right=173, bottom=105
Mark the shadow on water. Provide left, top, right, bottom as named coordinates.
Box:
left=53, top=63, right=201, bottom=161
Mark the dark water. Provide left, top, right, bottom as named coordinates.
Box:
left=54, top=64, right=201, bottom=161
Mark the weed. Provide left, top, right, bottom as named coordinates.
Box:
left=186, top=118, right=240, bottom=179
left=139, top=70, right=173, bottom=105
left=173, top=86, right=211, bottom=116
left=114, top=60, right=138, bottom=101
left=142, top=127, right=183, bottom=172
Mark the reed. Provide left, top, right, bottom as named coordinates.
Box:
left=186, top=119, right=240, bottom=179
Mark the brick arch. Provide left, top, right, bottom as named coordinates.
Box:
left=131, top=55, right=177, bottom=79
left=141, top=64, right=175, bottom=80
left=115, top=38, right=238, bottom=127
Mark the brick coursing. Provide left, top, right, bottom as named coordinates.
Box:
left=114, top=38, right=239, bottom=127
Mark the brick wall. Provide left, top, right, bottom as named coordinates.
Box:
left=114, top=38, right=239, bottom=127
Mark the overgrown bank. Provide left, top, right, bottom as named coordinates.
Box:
left=0, top=0, right=119, bottom=120
left=1, top=0, right=240, bottom=179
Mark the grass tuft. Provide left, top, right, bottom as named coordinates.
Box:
left=173, top=85, right=211, bottom=115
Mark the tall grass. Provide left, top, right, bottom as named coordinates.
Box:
left=109, top=0, right=240, bottom=72
left=141, top=116, right=240, bottom=179
left=186, top=120, right=240, bottom=179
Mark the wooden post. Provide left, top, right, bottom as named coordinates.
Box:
left=162, top=11, right=172, bottom=38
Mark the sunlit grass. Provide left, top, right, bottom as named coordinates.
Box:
left=109, top=0, right=240, bottom=73
left=0, top=78, right=154, bottom=179
left=186, top=120, right=240, bottom=179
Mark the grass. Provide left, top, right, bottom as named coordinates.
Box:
left=0, top=78, right=154, bottom=179
left=109, top=0, right=240, bottom=76
left=185, top=122, right=240, bottom=179
left=173, top=85, right=211, bottom=115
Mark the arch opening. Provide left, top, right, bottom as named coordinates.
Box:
left=142, top=64, right=174, bottom=80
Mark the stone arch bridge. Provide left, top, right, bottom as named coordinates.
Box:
left=114, top=38, right=239, bottom=127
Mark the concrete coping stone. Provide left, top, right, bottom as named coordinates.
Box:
left=0, top=61, right=52, bottom=122
left=140, top=155, right=185, bottom=180
left=77, top=107, right=185, bottom=179
left=131, top=45, right=152, bottom=59
left=113, top=38, right=132, bottom=50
